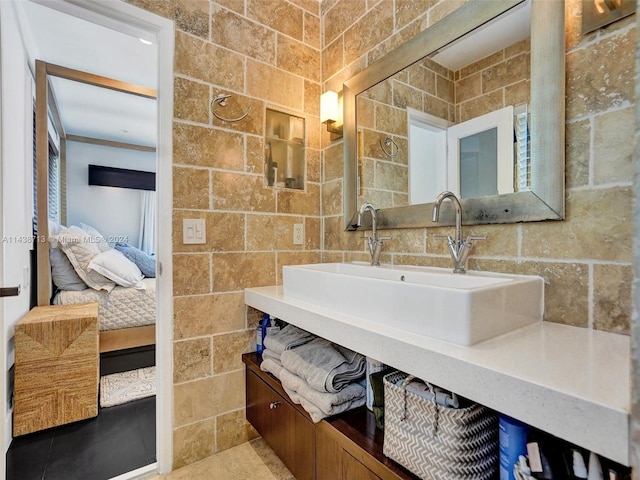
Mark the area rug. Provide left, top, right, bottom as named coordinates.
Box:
left=100, top=366, right=156, bottom=408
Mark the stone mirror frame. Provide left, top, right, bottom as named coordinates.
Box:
left=342, top=0, right=565, bottom=231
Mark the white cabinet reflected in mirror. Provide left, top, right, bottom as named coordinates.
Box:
left=265, top=109, right=305, bottom=190
left=448, top=105, right=525, bottom=199
left=406, top=105, right=530, bottom=205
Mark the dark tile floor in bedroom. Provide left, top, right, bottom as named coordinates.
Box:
left=7, top=346, right=156, bottom=480
left=6, top=397, right=155, bottom=480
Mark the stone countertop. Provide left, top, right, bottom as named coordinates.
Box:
left=245, top=285, right=630, bottom=466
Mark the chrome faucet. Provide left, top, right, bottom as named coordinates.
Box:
left=432, top=191, right=486, bottom=274
left=356, top=202, right=389, bottom=266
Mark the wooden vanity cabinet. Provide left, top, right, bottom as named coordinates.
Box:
left=243, top=353, right=418, bottom=480
left=244, top=354, right=315, bottom=480
left=317, top=421, right=383, bottom=480
left=317, top=407, right=419, bottom=480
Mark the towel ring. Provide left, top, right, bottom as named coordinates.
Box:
left=210, top=93, right=251, bottom=123
left=380, top=137, right=399, bottom=158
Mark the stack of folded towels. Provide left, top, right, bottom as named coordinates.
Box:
left=261, top=324, right=367, bottom=423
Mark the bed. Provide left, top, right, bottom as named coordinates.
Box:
left=53, top=277, right=156, bottom=353
left=41, top=223, right=156, bottom=354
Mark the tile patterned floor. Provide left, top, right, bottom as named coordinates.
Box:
left=149, top=439, right=294, bottom=480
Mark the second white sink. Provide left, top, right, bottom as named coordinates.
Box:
left=282, top=263, right=544, bottom=346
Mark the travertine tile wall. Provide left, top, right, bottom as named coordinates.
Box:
left=125, top=0, right=636, bottom=472
left=321, top=0, right=635, bottom=334
left=126, top=0, right=321, bottom=469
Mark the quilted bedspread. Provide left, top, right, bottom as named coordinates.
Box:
left=53, top=278, right=156, bottom=331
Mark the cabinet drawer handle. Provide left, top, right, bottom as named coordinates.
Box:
left=269, top=401, right=281, bottom=409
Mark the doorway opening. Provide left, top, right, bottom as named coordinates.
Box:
left=1, top=1, right=173, bottom=478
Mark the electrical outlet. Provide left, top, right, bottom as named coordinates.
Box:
left=293, top=224, right=304, bottom=245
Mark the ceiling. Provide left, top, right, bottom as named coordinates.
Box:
left=430, top=0, right=531, bottom=71
left=17, top=0, right=158, bottom=147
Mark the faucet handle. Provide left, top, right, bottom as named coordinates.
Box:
left=379, top=236, right=392, bottom=242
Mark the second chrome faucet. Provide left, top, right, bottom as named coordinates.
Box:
left=432, top=191, right=486, bottom=274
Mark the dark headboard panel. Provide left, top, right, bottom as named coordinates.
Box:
left=88, top=165, right=156, bottom=191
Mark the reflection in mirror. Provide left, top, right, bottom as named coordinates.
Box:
left=343, top=0, right=565, bottom=230
left=448, top=105, right=528, bottom=199
left=357, top=3, right=530, bottom=208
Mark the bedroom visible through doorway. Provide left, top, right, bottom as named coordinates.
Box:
left=2, top=1, right=174, bottom=478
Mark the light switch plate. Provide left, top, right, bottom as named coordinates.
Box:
left=183, top=219, right=206, bottom=244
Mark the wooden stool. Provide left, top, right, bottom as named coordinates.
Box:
left=13, top=302, right=99, bottom=436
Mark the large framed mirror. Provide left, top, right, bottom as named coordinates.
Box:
left=343, top=0, right=564, bottom=230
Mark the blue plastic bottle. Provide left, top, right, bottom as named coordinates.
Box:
left=499, top=415, right=529, bottom=480
left=256, top=313, right=270, bottom=354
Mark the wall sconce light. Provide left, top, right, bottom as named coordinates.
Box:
left=582, top=0, right=634, bottom=35
left=320, top=90, right=343, bottom=139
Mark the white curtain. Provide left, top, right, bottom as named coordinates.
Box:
left=138, top=190, right=156, bottom=254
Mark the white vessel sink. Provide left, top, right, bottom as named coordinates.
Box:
left=282, top=263, right=544, bottom=346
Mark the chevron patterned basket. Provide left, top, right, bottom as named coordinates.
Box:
left=383, top=371, right=498, bottom=480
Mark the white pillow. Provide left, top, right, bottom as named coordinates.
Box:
left=88, top=248, right=145, bottom=289
left=50, top=247, right=87, bottom=291
left=57, top=226, right=115, bottom=292
left=80, top=223, right=110, bottom=252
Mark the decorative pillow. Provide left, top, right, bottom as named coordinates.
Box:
left=57, top=226, right=115, bottom=292
left=114, top=242, right=156, bottom=278
left=88, top=248, right=145, bottom=289
left=49, top=247, right=87, bottom=291
left=80, top=223, right=110, bottom=252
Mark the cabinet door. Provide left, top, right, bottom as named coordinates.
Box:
left=246, top=369, right=315, bottom=480
left=316, top=420, right=342, bottom=479
left=342, top=451, right=383, bottom=480
left=317, top=421, right=384, bottom=480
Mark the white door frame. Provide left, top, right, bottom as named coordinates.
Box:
left=0, top=5, right=6, bottom=475
left=406, top=108, right=453, bottom=205
left=6, top=0, right=174, bottom=476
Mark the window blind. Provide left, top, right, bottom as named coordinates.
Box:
left=32, top=113, right=61, bottom=234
